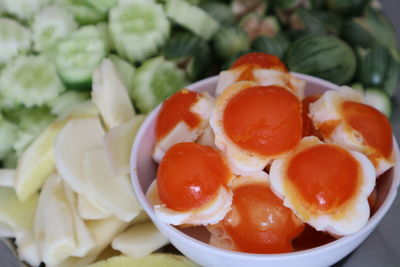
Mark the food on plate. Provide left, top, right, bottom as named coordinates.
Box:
left=269, top=136, right=376, bottom=236
left=210, top=81, right=302, bottom=175
left=309, top=86, right=395, bottom=175
left=150, top=52, right=394, bottom=254
left=148, top=142, right=234, bottom=226
left=153, top=89, right=214, bottom=163
left=208, top=173, right=304, bottom=254
left=216, top=53, right=305, bottom=98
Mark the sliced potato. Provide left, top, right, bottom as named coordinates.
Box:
left=111, top=222, right=168, bottom=258
left=0, top=221, right=13, bottom=237
left=54, top=116, right=104, bottom=196
left=92, top=58, right=135, bottom=130
left=57, top=216, right=128, bottom=267
left=15, top=119, right=67, bottom=202
left=0, top=186, right=40, bottom=266
left=77, top=194, right=111, bottom=220
left=88, top=254, right=198, bottom=267
left=34, top=175, right=76, bottom=266
left=0, top=169, right=15, bottom=188
left=63, top=182, right=96, bottom=257
left=68, top=100, right=99, bottom=118
left=103, top=115, right=146, bottom=175
left=82, top=147, right=141, bottom=222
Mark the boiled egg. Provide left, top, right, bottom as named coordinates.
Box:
left=216, top=52, right=305, bottom=99
left=210, top=81, right=303, bottom=175
left=148, top=142, right=235, bottom=226
left=208, top=172, right=305, bottom=254
left=269, top=136, right=376, bottom=236
left=153, top=89, right=214, bottom=163
left=309, top=86, right=395, bottom=176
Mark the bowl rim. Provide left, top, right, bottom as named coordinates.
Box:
left=130, top=73, right=400, bottom=259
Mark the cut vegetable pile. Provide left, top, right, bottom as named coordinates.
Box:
left=0, top=0, right=399, bottom=266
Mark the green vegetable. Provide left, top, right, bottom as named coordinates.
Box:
left=0, top=18, right=32, bottom=66
left=251, top=32, right=290, bottom=60
left=0, top=113, right=18, bottom=160
left=200, top=2, right=235, bottom=25
left=166, top=0, right=220, bottom=40
left=59, top=0, right=107, bottom=25
left=289, top=8, right=326, bottom=35
left=343, top=7, right=397, bottom=49
left=2, top=0, right=50, bottom=21
left=0, top=55, right=65, bottom=108
left=55, top=26, right=107, bottom=90
left=326, top=0, right=370, bottom=16
left=84, top=0, right=117, bottom=13
left=32, top=5, right=78, bottom=52
left=109, top=0, right=170, bottom=62
left=357, top=44, right=400, bottom=96
left=49, top=91, right=90, bottom=118
left=131, top=57, right=187, bottom=114
left=286, top=35, right=356, bottom=85
left=213, top=26, right=250, bottom=60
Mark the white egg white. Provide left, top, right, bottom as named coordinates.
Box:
left=152, top=92, right=214, bottom=163
left=146, top=180, right=233, bottom=226
left=309, top=86, right=395, bottom=175
left=269, top=136, right=376, bottom=236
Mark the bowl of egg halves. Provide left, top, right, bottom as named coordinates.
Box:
left=130, top=53, right=400, bottom=267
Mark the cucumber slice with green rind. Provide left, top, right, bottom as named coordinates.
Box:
left=0, top=114, right=18, bottom=160
left=85, top=0, right=117, bottom=13
left=55, top=26, right=107, bottom=90
left=364, top=88, right=392, bottom=117
left=0, top=18, right=32, bottom=65
left=59, top=0, right=107, bottom=25
left=131, top=57, right=187, bottom=114
left=0, top=55, right=65, bottom=108
left=32, top=5, right=78, bottom=52
left=166, top=0, right=220, bottom=41
left=2, top=0, right=50, bottom=21
left=109, top=1, right=170, bottom=63
left=49, top=91, right=90, bottom=118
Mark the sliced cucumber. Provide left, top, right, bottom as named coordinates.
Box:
left=213, top=26, right=250, bottom=60
left=163, top=32, right=207, bottom=61
left=109, top=55, right=136, bottom=92
left=32, top=5, right=78, bottom=52
left=55, top=26, right=107, bottom=90
left=0, top=18, right=31, bottom=66
left=166, top=0, right=220, bottom=41
left=0, top=114, right=18, bottom=160
left=0, top=55, right=65, bottom=108
left=200, top=2, right=235, bottom=25
left=85, top=0, right=117, bottom=13
left=109, top=0, right=170, bottom=62
left=59, top=0, right=107, bottom=25
left=364, top=88, right=392, bottom=117
left=97, top=22, right=114, bottom=52
left=131, top=57, right=187, bottom=114
left=49, top=91, right=90, bottom=118
left=2, top=0, right=50, bottom=21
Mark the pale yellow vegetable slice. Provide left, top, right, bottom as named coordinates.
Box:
left=15, top=119, right=67, bottom=202
left=88, top=254, right=198, bottom=267
left=54, top=116, right=105, bottom=196
left=103, top=115, right=146, bottom=175
left=34, top=174, right=76, bottom=266
left=111, top=222, right=168, bottom=258
left=68, top=100, right=99, bottom=118
left=77, top=194, right=111, bottom=220
left=82, top=147, right=141, bottom=222
left=57, top=216, right=128, bottom=267
left=92, top=58, right=135, bottom=130
left=0, top=169, right=15, bottom=187
left=0, top=186, right=40, bottom=266
left=63, top=182, right=96, bottom=257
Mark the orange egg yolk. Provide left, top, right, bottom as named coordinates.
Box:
left=231, top=53, right=287, bottom=81
left=223, top=85, right=302, bottom=157
left=157, top=142, right=232, bottom=212
left=341, top=101, right=393, bottom=159
left=302, top=94, right=322, bottom=138
left=155, top=90, right=201, bottom=141
left=287, top=144, right=359, bottom=212
left=223, top=184, right=304, bottom=254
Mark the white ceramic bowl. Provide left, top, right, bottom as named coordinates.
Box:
left=130, top=74, right=400, bottom=267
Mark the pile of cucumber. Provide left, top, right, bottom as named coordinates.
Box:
left=0, top=0, right=398, bottom=168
